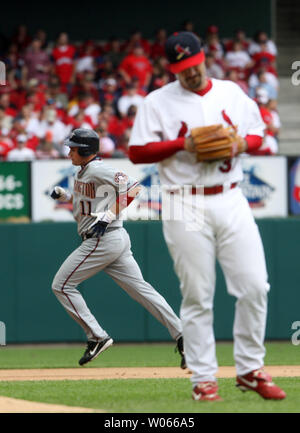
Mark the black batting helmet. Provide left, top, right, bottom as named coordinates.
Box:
left=64, top=128, right=99, bottom=156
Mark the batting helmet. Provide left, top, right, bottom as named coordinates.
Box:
left=64, top=128, right=99, bottom=156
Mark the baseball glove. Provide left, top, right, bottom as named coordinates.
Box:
left=190, top=124, right=246, bottom=162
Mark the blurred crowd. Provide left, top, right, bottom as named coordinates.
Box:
left=0, top=22, right=280, bottom=161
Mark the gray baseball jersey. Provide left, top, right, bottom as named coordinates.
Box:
left=52, top=157, right=182, bottom=344
left=73, top=158, right=137, bottom=236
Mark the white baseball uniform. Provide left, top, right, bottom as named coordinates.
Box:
left=129, top=78, right=269, bottom=385
left=52, top=157, right=182, bottom=344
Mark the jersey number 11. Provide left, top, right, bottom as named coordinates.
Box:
left=80, top=200, right=92, bottom=216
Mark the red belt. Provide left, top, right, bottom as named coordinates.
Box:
left=169, top=182, right=238, bottom=196
left=199, top=182, right=238, bottom=195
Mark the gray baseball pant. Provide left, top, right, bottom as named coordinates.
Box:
left=52, top=227, right=182, bottom=341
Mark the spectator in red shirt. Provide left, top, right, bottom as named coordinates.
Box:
left=150, top=29, right=167, bottom=59
left=6, top=69, right=27, bottom=111
left=224, top=29, right=250, bottom=53
left=0, top=139, right=10, bottom=160
left=23, top=38, right=51, bottom=84
left=0, top=128, right=13, bottom=160
left=248, top=31, right=277, bottom=57
left=25, top=78, right=46, bottom=112
left=51, top=32, right=77, bottom=90
left=251, top=43, right=277, bottom=76
left=266, top=98, right=281, bottom=138
left=119, top=44, right=153, bottom=92
left=107, top=113, right=128, bottom=142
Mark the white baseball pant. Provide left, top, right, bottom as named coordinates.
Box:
left=162, top=186, right=269, bottom=385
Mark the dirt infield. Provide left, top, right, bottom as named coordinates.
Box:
left=0, top=365, right=299, bottom=381
left=0, top=366, right=298, bottom=412
left=0, top=397, right=101, bottom=413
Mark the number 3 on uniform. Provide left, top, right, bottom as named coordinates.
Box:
left=80, top=200, right=91, bottom=216
left=219, top=159, right=232, bottom=173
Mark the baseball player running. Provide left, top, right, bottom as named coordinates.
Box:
left=129, top=32, right=286, bottom=400
left=51, top=128, right=185, bottom=368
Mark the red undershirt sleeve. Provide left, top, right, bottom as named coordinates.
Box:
left=129, top=138, right=185, bottom=163
left=129, top=135, right=263, bottom=163
left=245, top=135, right=263, bottom=154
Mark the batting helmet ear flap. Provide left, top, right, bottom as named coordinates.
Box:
left=64, top=128, right=99, bottom=156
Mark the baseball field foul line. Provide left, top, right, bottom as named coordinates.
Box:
left=0, top=366, right=299, bottom=381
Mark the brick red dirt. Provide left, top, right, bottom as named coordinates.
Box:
left=0, top=365, right=299, bottom=381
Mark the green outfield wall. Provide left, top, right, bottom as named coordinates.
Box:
left=0, top=218, right=298, bottom=344
left=2, top=0, right=271, bottom=41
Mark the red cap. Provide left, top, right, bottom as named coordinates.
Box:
left=165, top=32, right=205, bottom=74
left=168, top=51, right=205, bottom=74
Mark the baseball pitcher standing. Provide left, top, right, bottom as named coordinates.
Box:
left=129, top=32, right=286, bottom=401
left=51, top=128, right=185, bottom=368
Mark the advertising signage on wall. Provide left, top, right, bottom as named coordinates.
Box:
left=31, top=160, right=76, bottom=222
left=0, top=156, right=290, bottom=223
left=0, top=162, right=31, bottom=221
left=30, top=156, right=288, bottom=222
left=239, top=156, right=288, bottom=218
left=31, top=159, right=155, bottom=222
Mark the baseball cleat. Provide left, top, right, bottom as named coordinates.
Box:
left=236, top=368, right=286, bottom=400
left=175, top=336, right=187, bottom=369
left=192, top=381, right=222, bottom=401
left=79, top=337, right=113, bottom=366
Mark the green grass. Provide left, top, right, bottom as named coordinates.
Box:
left=0, top=378, right=298, bottom=413
left=0, top=342, right=299, bottom=413
left=0, top=341, right=298, bottom=369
